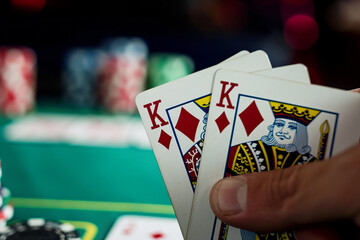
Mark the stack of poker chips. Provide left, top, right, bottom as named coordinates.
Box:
left=0, top=161, right=14, bottom=227
left=98, top=37, right=148, bottom=113
left=0, top=219, right=81, bottom=239
left=148, top=53, right=194, bottom=88
left=0, top=47, right=37, bottom=116
left=62, top=48, right=106, bottom=108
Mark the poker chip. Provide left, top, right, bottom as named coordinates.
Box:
left=1, top=187, right=11, bottom=208
left=98, top=37, right=148, bottom=112
left=0, top=219, right=81, bottom=240
left=62, top=48, right=105, bottom=108
left=0, top=47, right=36, bottom=116
left=148, top=53, right=194, bottom=88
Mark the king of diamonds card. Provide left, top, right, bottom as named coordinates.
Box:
left=186, top=69, right=360, bottom=240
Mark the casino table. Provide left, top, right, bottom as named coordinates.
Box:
left=0, top=104, right=176, bottom=239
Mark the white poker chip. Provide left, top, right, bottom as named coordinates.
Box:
left=27, top=218, right=45, bottom=227
left=59, top=223, right=75, bottom=233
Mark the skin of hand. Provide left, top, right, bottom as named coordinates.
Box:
left=209, top=144, right=360, bottom=239
left=349, top=88, right=360, bottom=93
left=209, top=88, right=360, bottom=239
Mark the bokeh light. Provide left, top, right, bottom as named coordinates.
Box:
left=327, top=1, right=360, bottom=33
left=11, top=0, right=47, bottom=12
left=284, top=14, right=319, bottom=50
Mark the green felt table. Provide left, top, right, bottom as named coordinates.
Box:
left=0, top=106, right=175, bottom=240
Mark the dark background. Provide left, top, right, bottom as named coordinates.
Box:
left=0, top=0, right=359, bottom=101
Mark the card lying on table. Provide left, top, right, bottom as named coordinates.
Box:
left=186, top=69, right=360, bottom=240
left=105, top=215, right=182, bottom=240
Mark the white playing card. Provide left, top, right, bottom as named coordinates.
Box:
left=186, top=69, right=360, bottom=240
left=254, top=63, right=310, bottom=83
left=136, top=50, right=272, bottom=237
left=222, top=51, right=249, bottom=62
left=105, top=215, right=182, bottom=240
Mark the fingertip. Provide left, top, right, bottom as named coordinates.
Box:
left=349, top=88, right=360, bottom=93
left=209, top=177, right=247, bottom=216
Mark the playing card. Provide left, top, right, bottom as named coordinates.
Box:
left=253, top=63, right=310, bottom=84
left=105, top=215, right=182, bottom=240
left=136, top=50, right=272, bottom=236
left=223, top=51, right=249, bottom=62
left=186, top=69, right=360, bottom=240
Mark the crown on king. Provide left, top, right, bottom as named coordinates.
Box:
left=270, top=101, right=320, bottom=126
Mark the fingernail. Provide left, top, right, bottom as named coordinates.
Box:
left=215, top=177, right=247, bottom=215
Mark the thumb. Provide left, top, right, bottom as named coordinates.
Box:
left=209, top=144, right=360, bottom=233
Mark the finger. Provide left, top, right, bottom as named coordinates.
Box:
left=349, top=88, right=360, bottom=93
left=294, top=220, right=360, bottom=240
left=295, top=226, right=340, bottom=240
left=209, top=144, right=360, bottom=232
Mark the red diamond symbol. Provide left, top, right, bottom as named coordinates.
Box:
left=175, top=107, right=200, bottom=142
left=215, top=111, right=230, bottom=133
left=239, top=100, right=264, bottom=136
left=151, top=232, right=164, bottom=239
left=158, top=130, right=172, bottom=149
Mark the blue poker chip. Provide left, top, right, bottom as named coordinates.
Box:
left=103, top=37, right=148, bottom=58
left=64, top=48, right=105, bottom=75
left=0, top=219, right=81, bottom=240
left=62, top=77, right=96, bottom=107
left=62, top=48, right=105, bottom=107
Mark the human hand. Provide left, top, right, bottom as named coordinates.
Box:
left=209, top=144, right=360, bottom=239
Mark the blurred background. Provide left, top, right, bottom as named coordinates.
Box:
left=0, top=0, right=359, bottom=104
left=0, top=0, right=359, bottom=239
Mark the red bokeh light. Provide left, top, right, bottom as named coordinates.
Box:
left=284, top=14, right=319, bottom=50
left=11, top=0, right=47, bottom=12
